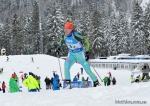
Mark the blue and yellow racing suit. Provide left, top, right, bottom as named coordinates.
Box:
left=58, top=31, right=97, bottom=82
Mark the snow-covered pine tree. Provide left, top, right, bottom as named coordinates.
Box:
left=0, top=19, right=11, bottom=54
left=143, top=3, right=150, bottom=54
left=110, top=14, right=119, bottom=56
left=43, top=2, right=65, bottom=56
left=29, top=1, right=40, bottom=54
left=131, top=2, right=145, bottom=55
left=118, top=15, right=130, bottom=54
left=89, top=10, right=104, bottom=58
left=11, top=14, right=23, bottom=55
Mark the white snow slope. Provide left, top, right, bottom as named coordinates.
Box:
left=0, top=54, right=150, bottom=106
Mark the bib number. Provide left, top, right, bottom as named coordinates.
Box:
left=66, top=42, right=82, bottom=50
left=67, top=44, right=76, bottom=49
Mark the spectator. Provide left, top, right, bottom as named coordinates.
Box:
left=0, top=68, right=2, bottom=74
left=81, top=68, right=83, bottom=75
left=2, top=81, right=6, bottom=93
left=142, top=73, right=149, bottom=81
left=107, top=71, right=112, bottom=79
left=138, top=75, right=142, bottom=82
left=103, top=76, right=109, bottom=86
left=9, top=74, right=20, bottom=93
left=77, top=72, right=80, bottom=80
left=20, top=74, right=24, bottom=82
left=85, top=77, right=89, bottom=81
left=53, top=72, right=60, bottom=91
left=112, top=77, right=116, bottom=85
left=24, top=73, right=27, bottom=79
left=45, top=77, right=50, bottom=90
left=7, top=56, right=9, bottom=62
left=82, top=77, right=85, bottom=81
left=31, top=57, right=34, bottom=62
left=130, top=75, right=134, bottom=83
left=73, top=76, right=78, bottom=81
left=135, top=76, right=139, bottom=83
left=23, top=72, right=39, bottom=92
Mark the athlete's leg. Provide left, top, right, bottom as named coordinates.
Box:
left=64, top=52, right=76, bottom=80
left=75, top=51, right=97, bottom=82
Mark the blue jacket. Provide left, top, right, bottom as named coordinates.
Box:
left=73, top=76, right=78, bottom=81
left=53, top=74, right=60, bottom=91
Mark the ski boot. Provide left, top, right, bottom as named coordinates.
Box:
left=93, top=80, right=100, bottom=87
left=64, top=79, right=71, bottom=89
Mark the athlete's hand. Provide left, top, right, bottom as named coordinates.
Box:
left=85, top=51, right=89, bottom=61
left=56, top=48, right=61, bottom=56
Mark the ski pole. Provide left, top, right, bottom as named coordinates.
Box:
left=57, top=56, right=63, bottom=81
left=89, top=62, right=103, bottom=82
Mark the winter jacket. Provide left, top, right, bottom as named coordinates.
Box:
left=2, top=83, right=6, bottom=89
left=9, top=77, right=19, bottom=93
left=53, top=74, right=60, bottom=91
left=45, top=78, right=50, bottom=85
left=73, top=76, right=78, bottom=81
left=112, top=78, right=116, bottom=82
left=103, top=77, right=109, bottom=84
left=23, top=75, right=39, bottom=90
left=108, top=72, right=111, bottom=76
left=130, top=76, right=134, bottom=82
left=82, top=77, right=85, bottom=81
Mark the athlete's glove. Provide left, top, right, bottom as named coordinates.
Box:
left=55, top=48, right=61, bottom=56
left=85, top=51, right=89, bottom=61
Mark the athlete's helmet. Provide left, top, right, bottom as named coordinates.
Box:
left=64, top=22, right=74, bottom=29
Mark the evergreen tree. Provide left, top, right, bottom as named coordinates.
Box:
left=0, top=24, right=3, bottom=49
left=44, top=3, right=65, bottom=56
left=143, top=3, right=150, bottom=54
left=11, top=14, right=23, bottom=55
left=118, top=16, right=130, bottom=54
left=1, top=19, right=11, bottom=55
left=24, top=15, right=32, bottom=54
left=30, top=1, right=39, bottom=54
left=89, top=10, right=104, bottom=58
left=83, top=11, right=91, bottom=36
left=99, top=18, right=110, bottom=57
left=131, top=3, right=145, bottom=55
left=110, top=14, right=119, bottom=55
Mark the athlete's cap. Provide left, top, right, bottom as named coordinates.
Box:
left=64, top=22, right=74, bottom=29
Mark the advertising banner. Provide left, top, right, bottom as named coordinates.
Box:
left=63, top=81, right=92, bottom=89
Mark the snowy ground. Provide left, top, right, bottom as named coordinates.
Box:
left=0, top=54, right=150, bottom=106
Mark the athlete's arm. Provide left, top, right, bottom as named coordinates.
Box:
left=84, top=38, right=90, bottom=52
left=58, top=35, right=65, bottom=48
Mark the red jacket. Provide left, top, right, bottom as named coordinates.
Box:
left=108, top=72, right=111, bottom=76
left=2, top=83, right=6, bottom=89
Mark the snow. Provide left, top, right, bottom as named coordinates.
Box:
left=0, top=54, right=150, bottom=106
left=140, top=0, right=150, bottom=10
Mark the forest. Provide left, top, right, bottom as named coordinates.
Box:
left=0, top=0, right=150, bottom=58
